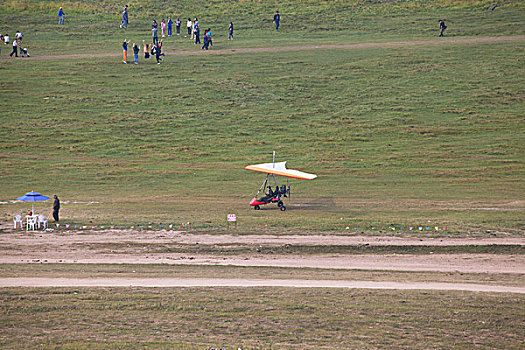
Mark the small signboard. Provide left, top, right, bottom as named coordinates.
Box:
left=227, top=214, right=237, bottom=229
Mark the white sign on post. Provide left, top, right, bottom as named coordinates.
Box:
left=227, top=214, right=237, bottom=229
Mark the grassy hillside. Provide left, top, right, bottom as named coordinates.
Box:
left=1, top=0, right=524, bottom=234
left=0, top=0, right=524, bottom=53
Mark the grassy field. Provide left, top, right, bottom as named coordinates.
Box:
left=1, top=1, right=524, bottom=349
left=1, top=42, right=523, bottom=233
left=1, top=286, right=524, bottom=349
left=1, top=1, right=524, bottom=234
left=1, top=263, right=523, bottom=286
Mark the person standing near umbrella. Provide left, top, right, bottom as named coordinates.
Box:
left=52, top=195, right=60, bottom=222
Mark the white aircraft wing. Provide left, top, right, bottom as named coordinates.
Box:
left=245, top=161, right=317, bottom=180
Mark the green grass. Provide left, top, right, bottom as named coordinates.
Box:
left=1, top=263, right=523, bottom=286
left=1, top=0, right=524, bottom=54
left=1, top=287, right=524, bottom=349
left=1, top=0, right=524, bottom=234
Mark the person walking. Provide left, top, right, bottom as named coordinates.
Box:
left=120, top=5, right=128, bottom=28
left=439, top=19, right=447, bottom=37
left=194, top=25, right=201, bottom=44
left=207, top=28, right=213, bottom=47
left=152, top=20, right=159, bottom=45
left=176, top=18, right=181, bottom=35
left=186, top=18, right=192, bottom=37
left=202, top=31, right=210, bottom=50
left=161, top=19, right=166, bottom=38
left=58, top=7, right=66, bottom=25
left=228, top=22, right=234, bottom=40
left=9, top=38, right=18, bottom=57
left=154, top=40, right=164, bottom=64
left=52, top=195, right=60, bottom=222
left=273, top=11, right=280, bottom=30
left=167, top=17, right=173, bottom=36
left=122, top=38, right=129, bottom=63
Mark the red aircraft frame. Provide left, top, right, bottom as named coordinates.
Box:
left=246, top=152, right=317, bottom=211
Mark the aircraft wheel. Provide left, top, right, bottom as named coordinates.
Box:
left=254, top=205, right=260, bottom=210
left=280, top=205, right=286, bottom=211
left=277, top=201, right=283, bottom=207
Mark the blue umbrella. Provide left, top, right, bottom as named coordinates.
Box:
left=16, top=191, right=51, bottom=214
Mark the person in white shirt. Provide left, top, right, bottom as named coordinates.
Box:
left=15, top=31, right=22, bottom=43
left=10, top=39, right=18, bottom=57
left=4, top=34, right=9, bottom=45
left=186, top=18, right=192, bottom=37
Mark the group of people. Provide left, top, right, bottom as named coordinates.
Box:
left=159, top=17, right=182, bottom=37
left=44, top=4, right=448, bottom=66
left=122, top=38, right=164, bottom=64
left=0, top=31, right=30, bottom=57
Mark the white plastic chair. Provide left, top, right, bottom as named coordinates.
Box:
left=26, top=216, right=37, bottom=231
left=37, top=215, right=48, bottom=230
left=13, top=215, right=23, bottom=229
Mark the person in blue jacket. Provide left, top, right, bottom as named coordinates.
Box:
left=194, top=25, right=201, bottom=44
left=58, top=7, right=66, bottom=25
left=120, top=5, right=128, bottom=29
left=273, top=11, right=280, bottom=30
left=167, top=17, right=173, bottom=36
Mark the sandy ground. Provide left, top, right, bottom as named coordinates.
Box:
left=1, top=277, right=523, bottom=293
left=1, top=35, right=523, bottom=61
left=1, top=230, right=523, bottom=274
left=5, top=253, right=524, bottom=274
left=4, top=253, right=523, bottom=274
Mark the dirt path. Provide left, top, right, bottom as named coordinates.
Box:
left=0, top=277, right=522, bottom=293
left=1, top=230, right=523, bottom=273
left=3, top=35, right=523, bottom=61
left=4, top=253, right=523, bottom=274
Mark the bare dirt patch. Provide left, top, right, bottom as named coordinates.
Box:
left=0, top=229, right=523, bottom=274
left=1, top=277, right=523, bottom=293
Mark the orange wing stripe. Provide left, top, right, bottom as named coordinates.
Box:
left=245, top=165, right=314, bottom=180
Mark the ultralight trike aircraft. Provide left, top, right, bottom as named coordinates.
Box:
left=245, top=152, right=317, bottom=211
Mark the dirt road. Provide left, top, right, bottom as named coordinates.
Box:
left=1, top=277, right=523, bottom=293
left=5, top=253, right=523, bottom=274
left=1, top=230, right=523, bottom=273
